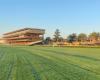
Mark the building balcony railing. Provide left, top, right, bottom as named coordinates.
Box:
left=4, top=36, right=43, bottom=40
left=5, top=37, right=43, bottom=43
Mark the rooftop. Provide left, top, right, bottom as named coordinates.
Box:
left=4, top=28, right=45, bottom=35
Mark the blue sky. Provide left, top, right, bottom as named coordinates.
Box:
left=0, top=0, right=100, bottom=37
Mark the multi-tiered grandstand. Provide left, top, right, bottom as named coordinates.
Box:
left=2, top=28, right=45, bottom=45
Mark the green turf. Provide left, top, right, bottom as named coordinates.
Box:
left=0, top=45, right=100, bottom=80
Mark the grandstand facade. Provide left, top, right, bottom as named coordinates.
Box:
left=3, top=28, right=45, bottom=45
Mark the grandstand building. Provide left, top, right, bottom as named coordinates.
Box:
left=3, top=28, right=45, bottom=45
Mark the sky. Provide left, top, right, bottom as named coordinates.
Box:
left=0, top=0, right=100, bottom=38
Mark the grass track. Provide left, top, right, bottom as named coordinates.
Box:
left=0, top=45, right=100, bottom=80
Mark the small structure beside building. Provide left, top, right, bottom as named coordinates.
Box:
left=2, top=28, right=45, bottom=45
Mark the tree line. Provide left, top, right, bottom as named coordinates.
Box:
left=44, top=29, right=100, bottom=44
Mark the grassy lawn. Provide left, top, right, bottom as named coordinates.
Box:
left=0, top=45, right=100, bottom=80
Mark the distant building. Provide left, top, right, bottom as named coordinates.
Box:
left=2, top=28, right=45, bottom=45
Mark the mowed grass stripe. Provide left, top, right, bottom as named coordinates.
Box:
left=0, top=47, right=7, bottom=61
left=0, top=48, right=15, bottom=80
left=0, top=48, right=8, bottom=80
left=35, top=48, right=100, bottom=75
left=20, top=47, right=100, bottom=80
left=23, top=56, right=41, bottom=80
left=31, top=47, right=100, bottom=73
left=12, top=48, right=41, bottom=80
left=0, top=46, right=40, bottom=80
left=36, top=48, right=100, bottom=61
left=0, top=46, right=100, bottom=80
left=19, top=48, right=71, bottom=80
left=34, top=48, right=100, bottom=65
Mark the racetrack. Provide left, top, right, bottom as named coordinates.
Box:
left=0, top=46, right=100, bottom=80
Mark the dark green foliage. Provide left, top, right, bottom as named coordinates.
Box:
left=67, top=33, right=77, bottom=43
left=78, top=33, right=87, bottom=42
left=44, top=37, right=52, bottom=44
left=53, top=29, right=61, bottom=42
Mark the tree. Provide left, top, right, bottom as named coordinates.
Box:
left=78, top=33, right=87, bottom=42
left=89, top=32, right=100, bottom=41
left=44, top=37, right=52, bottom=44
left=53, top=29, right=61, bottom=42
left=59, top=37, right=64, bottom=42
left=67, top=33, right=77, bottom=43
